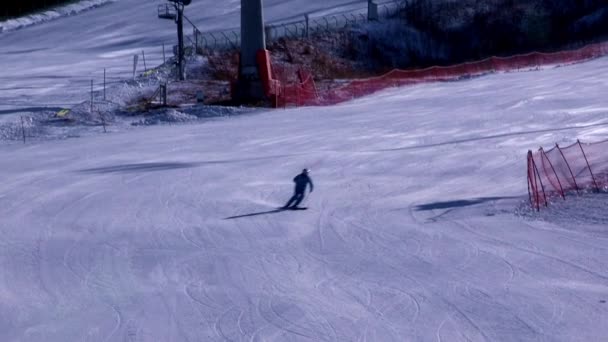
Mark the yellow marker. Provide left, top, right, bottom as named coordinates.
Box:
left=56, top=109, right=70, bottom=117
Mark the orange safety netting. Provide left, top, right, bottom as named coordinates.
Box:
left=267, top=41, right=608, bottom=107
left=527, top=140, right=608, bottom=210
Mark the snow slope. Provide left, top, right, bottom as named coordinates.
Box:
left=1, top=55, right=608, bottom=341
left=0, top=0, right=376, bottom=112
left=0, top=0, right=117, bottom=33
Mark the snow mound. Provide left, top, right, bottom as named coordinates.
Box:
left=64, top=100, right=119, bottom=125
left=0, top=115, right=48, bottom=141
left=185, top=105, right=254, bottom=118
left=518, top=191, right=608, bottom=230
left=131, top=106, right=254, bottom=126
left=541, top=192, right=608, bottom=226
left=131, top=109, right=198, bottom=126
left=0, top=0, right=116, bottom=33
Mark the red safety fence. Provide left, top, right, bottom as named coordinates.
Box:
left=260, top=40, right=608, bottom=107
left=527, top=139, right=608, bottom=210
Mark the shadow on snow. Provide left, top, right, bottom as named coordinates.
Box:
left=224, top=209, right=286, bottom=220
left=414, top=196, right=518, bottom=211
left=77, top=155, right=297, bottom=174
left=78, top=162, right=199, bottom=173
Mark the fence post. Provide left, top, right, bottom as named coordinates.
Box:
left=20, top=116, right=26, bottom=144
left=540, top=147, right=565, bottom=199
left=103, top=68, right=106, bottom=101
left=142, top=50, right=147, bottom=72
left=194, top=29, right=199, bottom=54
left=304, top=14, right=309, bottom=38
left=163, top=43, right=166, bottom=64
left=161, top=84, right=167, bottom=106
left=133, top=54, right=138, bottom=79
left=533, top=157, right=547, bottom=209
left=527, top=166, right=533, bottom=209
left=100, top=111, right=106, bottom=133
left=556, top=143, right=580, bottom=194
left=528, top=151, right=547, bottom=209
left=527, top=151, right=539, bottom=210
left=577, top=139, right=599, bottom=192
left=90, top=80, right=93, bottom=113
left=527, top=151, right=535, bottom=210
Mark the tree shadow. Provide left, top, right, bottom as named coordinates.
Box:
left=224, top=209, right=285, bottom=220
left=77, top=155, right=299, bottom=174
left=79, top=162, right=199, bottom=174
left=0, top=107, right=63, bottom=115
left=413, top=196, right=519, bottom=211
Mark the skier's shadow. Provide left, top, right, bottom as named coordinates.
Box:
left=224, top=209, right=285, bottom=220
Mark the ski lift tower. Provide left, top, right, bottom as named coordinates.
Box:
left=234, top=0, right=267, bottom=103
left=158, top=0, right=191, bottom=80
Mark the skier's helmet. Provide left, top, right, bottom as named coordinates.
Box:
left=302, top=168, right=310, bottom=174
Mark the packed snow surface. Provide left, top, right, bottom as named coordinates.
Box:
left=0, top=0, right=377, bottom=112
left=2, top=0, right=608, bottom=340
left=2, top=51, right=608, bottom=340
left=0, top=0, right=117, bottom=33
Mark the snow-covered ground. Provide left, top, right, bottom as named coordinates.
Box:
left=0, top=0, right=378, bottom=112
left=2, top=51, right=608, bottom=340
left=2, top=1, right=608, bottom=340
left=0, top=0, right=117, bottom=33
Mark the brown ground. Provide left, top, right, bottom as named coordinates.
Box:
left=200, top=32, right=373, bottom=101
left=130, top=32, right=371, bottom=110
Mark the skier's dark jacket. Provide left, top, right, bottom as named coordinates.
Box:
left=294, top=173, right=313, bottom=194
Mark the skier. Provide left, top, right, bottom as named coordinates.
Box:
left=282, top=169, right=314, bottom=209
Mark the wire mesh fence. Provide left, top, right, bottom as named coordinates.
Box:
left=268, top=40, right=608, bottom=108
left=528, top=139, right=608, bottom=211
left=191, top=1, right=401, bottom=52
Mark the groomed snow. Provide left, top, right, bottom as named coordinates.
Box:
left=0, top=0, right=379, bottom=112
left=0, top=0, right=117, bottom=33
left=1, top=53, right=608, bottom=340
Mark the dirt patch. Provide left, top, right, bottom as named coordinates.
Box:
left=204, top=32, right=372, bottom=85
